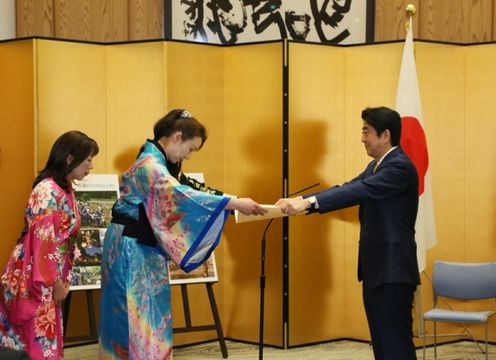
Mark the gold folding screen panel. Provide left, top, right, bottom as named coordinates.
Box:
left=165, top=42, right=227, bottom=345
left=288, top=42, right=408, bottom=344
left=36, top=40, right=108, bottom=173
left=0, top=40, right=35, bottom=269
left=463, top=45, right=496, bottom=261
left=288, top=43, right=351, bottom=344
left=33, top=39, right=167, bottom=339
left=222, top=43, right=283, bottom=345
left=105, top=42, right=167, bottom=174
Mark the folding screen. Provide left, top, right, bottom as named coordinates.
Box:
left=288, top=41, right=407, bottom=344
left=413, top=42, right=466, bottom=343
left=222, top=42, right=283, bottom=346
left=0, top=40, right=35, bottom=269
left=288, top=42, right=351, bottom=345
left=461, top=45, right=496, bottom=262
left=26, top=38, right=284, bottom=345
left=1, top=37, right=495, bottom=349
left=422, top=42, right=496, bottom=341
left=287, top=40, right=496, bottom=345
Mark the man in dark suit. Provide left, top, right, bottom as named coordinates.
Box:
left=277, top=106, right=420, bottom=360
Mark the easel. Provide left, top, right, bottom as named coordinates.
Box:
left=63, top=289, right=99, bottom=344
left=173, top=282, right=228, bottom=358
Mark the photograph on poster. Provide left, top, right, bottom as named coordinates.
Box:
left=75, top=229, right=103, bottom=266
left=70, top=175, right=119, bottom=290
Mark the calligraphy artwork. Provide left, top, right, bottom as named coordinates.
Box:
left=172, top=0, right=370, bottom=45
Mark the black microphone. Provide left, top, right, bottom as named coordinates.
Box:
left=288, top=182, right=320, bottom=197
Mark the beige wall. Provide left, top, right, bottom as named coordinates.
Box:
left=16, top=0, right=163, bottom=42
left=0, top=0, right=15, bottom=40
left=375, top=0, right=496, bottom=42
left=0, top=38, right=495, bottom=347
left=15, top=0, right=496, bottom=43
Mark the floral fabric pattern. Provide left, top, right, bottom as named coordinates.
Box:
left=0, top=178, right=79, bottom=360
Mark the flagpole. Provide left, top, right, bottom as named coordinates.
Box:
left=403, top=2, right=425, bottom=339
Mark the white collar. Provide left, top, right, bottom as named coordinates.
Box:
left=376, top=146, right=398, bottom=165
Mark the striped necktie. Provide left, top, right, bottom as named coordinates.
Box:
left=373, top=161, right=380, bottom=173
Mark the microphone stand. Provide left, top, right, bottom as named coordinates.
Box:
left=258, top=183, right=320, bottom=360
left=259, top=218, right=273, bottom=360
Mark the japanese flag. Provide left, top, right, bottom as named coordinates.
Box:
left=395, top=17, right=437, bottom=272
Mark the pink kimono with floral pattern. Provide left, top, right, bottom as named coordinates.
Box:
left=0, top=177, right=79, bottom=360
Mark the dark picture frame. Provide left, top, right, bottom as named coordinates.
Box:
left=165, top=0, right=375, bottom=45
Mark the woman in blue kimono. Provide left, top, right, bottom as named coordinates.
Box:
left=99, top=109, right=265, bottom=359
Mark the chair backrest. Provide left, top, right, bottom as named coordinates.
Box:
left=432, top=261, right=496, bottom=301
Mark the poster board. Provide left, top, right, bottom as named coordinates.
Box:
left=70, top=174, right=119, bottom=290
left=69, top=172, right=218, bottom=288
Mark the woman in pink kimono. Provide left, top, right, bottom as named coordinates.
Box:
left=0, top=130, right=99, bottom=359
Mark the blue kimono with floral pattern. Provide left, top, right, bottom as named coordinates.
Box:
left=99, top=141, right=229, bottom=359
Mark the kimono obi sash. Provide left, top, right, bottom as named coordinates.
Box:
left=111, top=203, right=156, bottom=248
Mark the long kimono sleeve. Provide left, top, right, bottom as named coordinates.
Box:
left=27, top=183, right=73, bottom=291
left=142, top=166, right=230, bottom=272
left=2, top=181, right=72, bottom=325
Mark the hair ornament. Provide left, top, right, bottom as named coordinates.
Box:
left=180, top=110, right=192, bottom=118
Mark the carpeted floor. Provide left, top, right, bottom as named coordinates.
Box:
left=64, top=339, right=495, bottom=359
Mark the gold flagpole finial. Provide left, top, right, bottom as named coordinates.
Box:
left=406, top=4, right=416, bottom=18
left=405, top=4, right=416, bottom=32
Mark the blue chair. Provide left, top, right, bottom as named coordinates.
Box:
left=423, top=261, right=496, bottom=360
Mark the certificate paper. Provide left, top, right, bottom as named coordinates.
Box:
left=234, top=204, right=297, bottom=223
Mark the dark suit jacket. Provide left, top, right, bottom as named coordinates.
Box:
left=310, top=147, right=420, bottom=288
left=0, top=346, right=31, bottom=360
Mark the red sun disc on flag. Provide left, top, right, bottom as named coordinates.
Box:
left=400, top=116, right=429, bottom=195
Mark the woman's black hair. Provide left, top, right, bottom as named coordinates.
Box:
left=153, top=109, right=207, bottom=147
left=33, top=130, right=99, bottom=191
